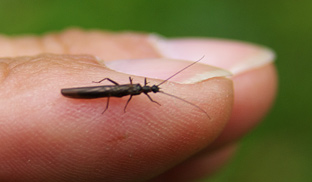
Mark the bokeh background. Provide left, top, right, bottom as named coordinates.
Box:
left=0, top=1, right=311, bottom=181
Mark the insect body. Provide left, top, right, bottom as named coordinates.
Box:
left=61, top=58, right=210, bottom=118
left=61, top=77, right=161, bottom=113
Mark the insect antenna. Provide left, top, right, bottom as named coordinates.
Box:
left=154, top=56, right=209, bottom=118
left=157, top=56, right=205, bottom=86
left=158, top=91, right=210, bottom=119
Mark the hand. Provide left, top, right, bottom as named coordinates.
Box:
left=0, top=29, right=277, bottom=182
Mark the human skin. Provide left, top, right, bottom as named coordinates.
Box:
left=0, top=29, right=277, bottom=182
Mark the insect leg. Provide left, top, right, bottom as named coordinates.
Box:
left=124, top=95, right=133, bottom=112
left=129, top=77, right=133, bottom=84
left=93, top=78, right=119, bottom=85
left=144, top=78, right=150, bottom=86
left=144, top=93, right=161, bottom=106
left=102, top=97, right=110, bottom=114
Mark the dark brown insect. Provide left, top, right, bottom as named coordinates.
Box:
left=61, top=58, right=209, bottom=118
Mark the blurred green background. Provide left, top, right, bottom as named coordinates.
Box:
left=0, top=0, right=311, bottom=181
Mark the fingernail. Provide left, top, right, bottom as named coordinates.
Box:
left=150, top=35, right=275, bottom=75
left=104, top=58, right=231, bottom=84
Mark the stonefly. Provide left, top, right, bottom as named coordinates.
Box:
left=61, top=58, right=209, bottom=118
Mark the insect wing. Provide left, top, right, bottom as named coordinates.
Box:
left=61, top=86, right=115, bottom=98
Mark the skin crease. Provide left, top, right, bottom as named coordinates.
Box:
left=0, top=29, right=277, bottom=182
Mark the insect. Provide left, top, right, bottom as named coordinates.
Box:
left=61, top=58, right=210, bottom=118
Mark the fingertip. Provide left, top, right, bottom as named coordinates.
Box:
left=211, top=63, right=277, bottom=148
